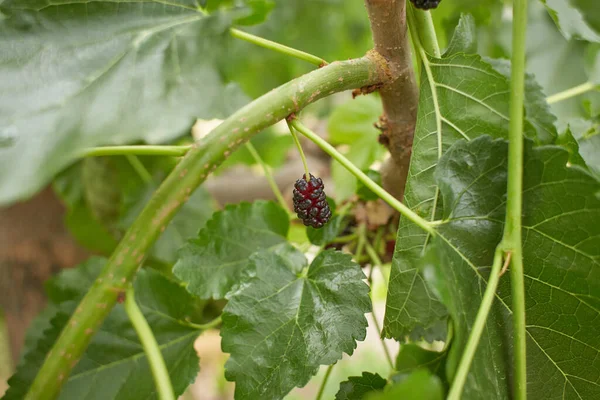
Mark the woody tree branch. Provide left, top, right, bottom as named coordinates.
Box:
left=364, top=0, right=418, bottom=200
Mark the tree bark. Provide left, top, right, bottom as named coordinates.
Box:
left=364, top=0, right=418, bottom=200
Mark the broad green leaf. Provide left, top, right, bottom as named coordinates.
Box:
left=0, top=0, right=248, bottom=205
left=432, top=0, right=503, bottom=50
left=5, top=258, right=204, bottom=399
left=173, top=200, right=289, bottom=299
left=221, top=245, right=371, bottom=400
left=394, top=344, right=446, bottom=379
left=444, top=14, right=477, bottom=56
left=365, top=369, right=443, bottom=400
left=488, top=59, right=558, bottom=143
left=542, top=0, right=600, bottom=42
left=423, top=136, right=600, bottom=399
left=383, top=16, right=557, bottom=340
left=335, top=372, right=387, bottom=400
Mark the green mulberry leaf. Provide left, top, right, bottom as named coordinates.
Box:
left=365, top=369, right=443, bottom=400
left=173, top=200, right=290, bottom=299
left=383, top=15, right=557, bottom=341
left=335, top=372, right=387, bottom=400
left=0, top=0, right=248, bottom=204
left=542, top=0, right=600, bottom=42
left=422, top=136, right=600, bottom=399
left=394, top=344, right=446, bottom=379
left=221, top=245, right=371, bottom=400
left=4, top=258, right=205, bottom=399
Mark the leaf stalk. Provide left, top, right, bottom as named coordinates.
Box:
left=124, top=287, right=175, bottom=400
left=81, top=145, right=191, bottom=157
left=230, top=28, right=327, bottom=67
left=315, top=364, right=335, bottom=400
left=546, top=81, right=598, bottom=104
left=290, top=120, right=436, bottom=235
left=245, top=142, right=290, bottom=213
left=447, top=248, right=505, bottom=400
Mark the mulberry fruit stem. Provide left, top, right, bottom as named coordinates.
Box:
left=287, top=120, right=311, bottom=178
left=290, top=119, right=436, bottom=235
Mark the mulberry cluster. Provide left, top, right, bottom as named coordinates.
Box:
left=293, top=174, right=331, bottom=229
left=410, top=0, right=441, bottom=10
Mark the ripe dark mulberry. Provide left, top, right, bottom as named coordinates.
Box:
left=410, top=0, right=441, bottom=10
left=293, top=174, right=332, bottom=229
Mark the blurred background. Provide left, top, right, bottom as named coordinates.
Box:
left=1, top=0, right=598, bottom=398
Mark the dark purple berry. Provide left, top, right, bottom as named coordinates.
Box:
left=293, top=174, right=332, bottom=229
left=410, top=0, right=441, bottom=10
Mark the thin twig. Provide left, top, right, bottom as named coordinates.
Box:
left=124, top=287, right=175, bottom=400
left=230, top=28, right=328, bottom=67
left=315, top=364, right=335, bottom=400
left=245, top=142, right=290, bottom=213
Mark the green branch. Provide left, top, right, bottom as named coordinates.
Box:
left=290, top=119, right=435, bottom=235
left=81, top=145, right=191, bottom=157
left=230, top=28, right=327, bottom=67
left=26, top=55, right=385, bottom=400
left=124, top=287, right=175, bottom=400
left=503, top=0, right=528, bottom=399
left=447, top=248, right=505, bottom=400
left=546, top=81, right=598, bottom=104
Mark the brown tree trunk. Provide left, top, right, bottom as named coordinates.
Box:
left=0, top=188, right=88, bottom=364
left=364, top=0, right=418, bottom=200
